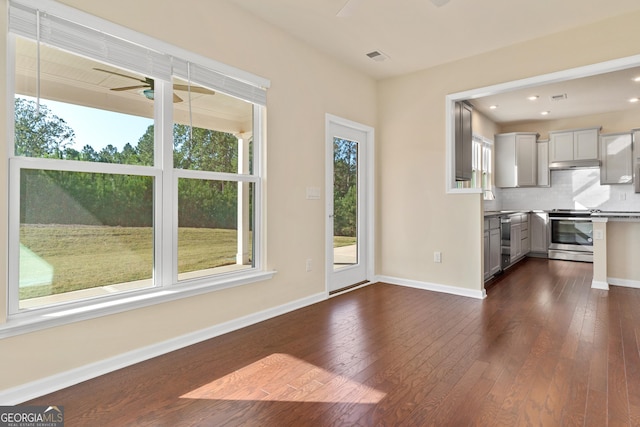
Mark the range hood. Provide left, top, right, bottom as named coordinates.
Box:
left=548, top=159, right=601, bottom=170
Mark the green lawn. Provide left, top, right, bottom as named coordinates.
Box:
left=333, top=235, right=356, bottom=247
left=19, top=224, right=250, bottom=300
left=19, top=224, right=354, bottom=301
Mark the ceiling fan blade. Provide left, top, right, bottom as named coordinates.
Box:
left=336, top=0, right=362, bottom=17
left=110, top=85, right=149, bottom=91
left=94, top=68, right=146, bottom=83
left=173, top=93, right=183, bottom=103
left=173, top=84, right=215, bottom=95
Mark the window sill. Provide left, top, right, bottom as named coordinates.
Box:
left=446, top=187, right=483, bottom=195
left=0, top=270, right=277, bottom=339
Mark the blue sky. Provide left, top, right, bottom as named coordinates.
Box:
left=19, top=95, right=153, bottom=152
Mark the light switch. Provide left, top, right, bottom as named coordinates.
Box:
left=306, top=186, right=321, bottom=200
left=594, top=229, right=603, bottom=240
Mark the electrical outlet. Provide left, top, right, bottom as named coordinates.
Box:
left=434, top=251, right=442, bottom=263
left=306, top=259, right=312, bottom=272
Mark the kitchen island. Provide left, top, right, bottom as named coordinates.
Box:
left=591, top=212, right=640, bottom=290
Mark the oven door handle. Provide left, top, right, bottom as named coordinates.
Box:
left=549, top=217, right=593, bottom=221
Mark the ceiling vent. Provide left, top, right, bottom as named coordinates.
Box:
left=366, top=50, right=389, bottom=62
left=550, top=93, right=568, bottom=101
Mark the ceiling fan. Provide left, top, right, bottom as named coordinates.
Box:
left=93, top=68, right=215, bottom=103
left=337, top=0, right=450, bottom=17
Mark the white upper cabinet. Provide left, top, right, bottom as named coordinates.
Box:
left=495, top=132, right=538, bottom=187
left=549, top=131, right=574, bottom=162
left=549, top=127, right=600, bottom=163
left=600, top=132, right=633, bottom=184
left=537, top=140, right=550, bottom=187
left=574, top=129, right=600, bottom=160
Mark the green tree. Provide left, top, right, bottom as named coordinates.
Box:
left=333, top=138, right=358, bottom=237
left=14, top=97, right=75, bottom=158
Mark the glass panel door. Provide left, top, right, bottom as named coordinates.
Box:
left=326, top=116, right=369, bottom=293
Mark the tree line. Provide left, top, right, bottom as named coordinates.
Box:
left=15, top=98, right=357, bottom=236
left=15, top=97, right=242, bottom=229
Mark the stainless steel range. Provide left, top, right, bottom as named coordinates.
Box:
left=548, top=209, right=593, bottom=262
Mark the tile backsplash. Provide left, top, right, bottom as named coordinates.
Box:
left=487, top=169, right=640, bottom=212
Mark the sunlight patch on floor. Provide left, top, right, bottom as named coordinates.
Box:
left=180, top=353, right=386, bottom=404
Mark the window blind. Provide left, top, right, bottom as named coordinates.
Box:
left=9, top=2, right=172, bottom=81
left=8, top=1, right=267, bottom=105
left=172, top=58, right=267, bottom=106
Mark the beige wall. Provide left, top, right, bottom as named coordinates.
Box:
left=472, top=110, right=500, bottom=142
left=377, top=10, right=640, bottom=291
left=0, top=0, right=376, bottom=391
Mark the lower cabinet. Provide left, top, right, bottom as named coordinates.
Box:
left=489, top=228, right=501, bottom=276
left=509, top=213, right=529, bottom=264
left=510, top=223, right=521, bottom=263
left=484, top=230, right=490, bottom=281
left=484, top=217, right=501, bottom=281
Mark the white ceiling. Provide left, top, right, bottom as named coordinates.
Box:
left=229, top=0, right=640, bottom=80
left=470, top=66, right=640, bottom=124
left=228, top=0, right=640, bottom=124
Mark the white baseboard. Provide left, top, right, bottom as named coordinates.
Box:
left=0, top=292, right=326, bottom=405
left=378, top=275, right=487, bottom=299
left=608, top=277, right=640, bottom=289
left=591, top=280, right=609, bottom=290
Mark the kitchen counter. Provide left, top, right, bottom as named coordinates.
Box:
left=591, top=211, right=640, bottom=221
left=483, top=210, right=529, bottom=217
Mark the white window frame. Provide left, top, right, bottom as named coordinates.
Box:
left=2, top=0, right=273, bottom=338
left=471, top=134, right=493, bottom=197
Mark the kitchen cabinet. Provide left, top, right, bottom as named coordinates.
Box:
left=508, top=213, right=529, bottom=263
left=530, top=212, right=549, bottom=256
left=537, top=140, right=550, bottom=187
left=484, top=217, right=501, bottom=280
left=510, top=222, right=521, bottom=263
left=495, top=132, right=538, bottom=187
left=455, top=101, right=472, bottom=181
left=489, top=227, right=501, bottom=275
left=600, top=132, right=633, bottom=184
left=520, top=213, right=529, bottom=256
left=484, top=228, right=489, bottom=280
left=549, top=127, right=600, bottom=163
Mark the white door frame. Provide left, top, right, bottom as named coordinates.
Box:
left=325, top=113, right=375, bottom=295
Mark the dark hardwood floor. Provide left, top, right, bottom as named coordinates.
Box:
left=26, top=258, right=640, bottom=426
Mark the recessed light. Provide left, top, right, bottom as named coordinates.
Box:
left=489, top=105, right=498, bottom=109
left=629, top=97, right=640, bottom=103
left=528, top=95, right=539, bottom=101
left=541, top=111, right=550, bottom=115
left=633, top=77, right=640, bottom=82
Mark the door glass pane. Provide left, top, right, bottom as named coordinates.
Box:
left=19, top=169, right=154, bottom=309
left=333, top=137, right=358, bottom=270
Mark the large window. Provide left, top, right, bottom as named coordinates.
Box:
left=7, top=1, right=268, bottom=318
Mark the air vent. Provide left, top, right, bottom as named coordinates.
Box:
left=550, top=93, right=568, bottom=101
left=366, top=50, right=389, bottom=62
